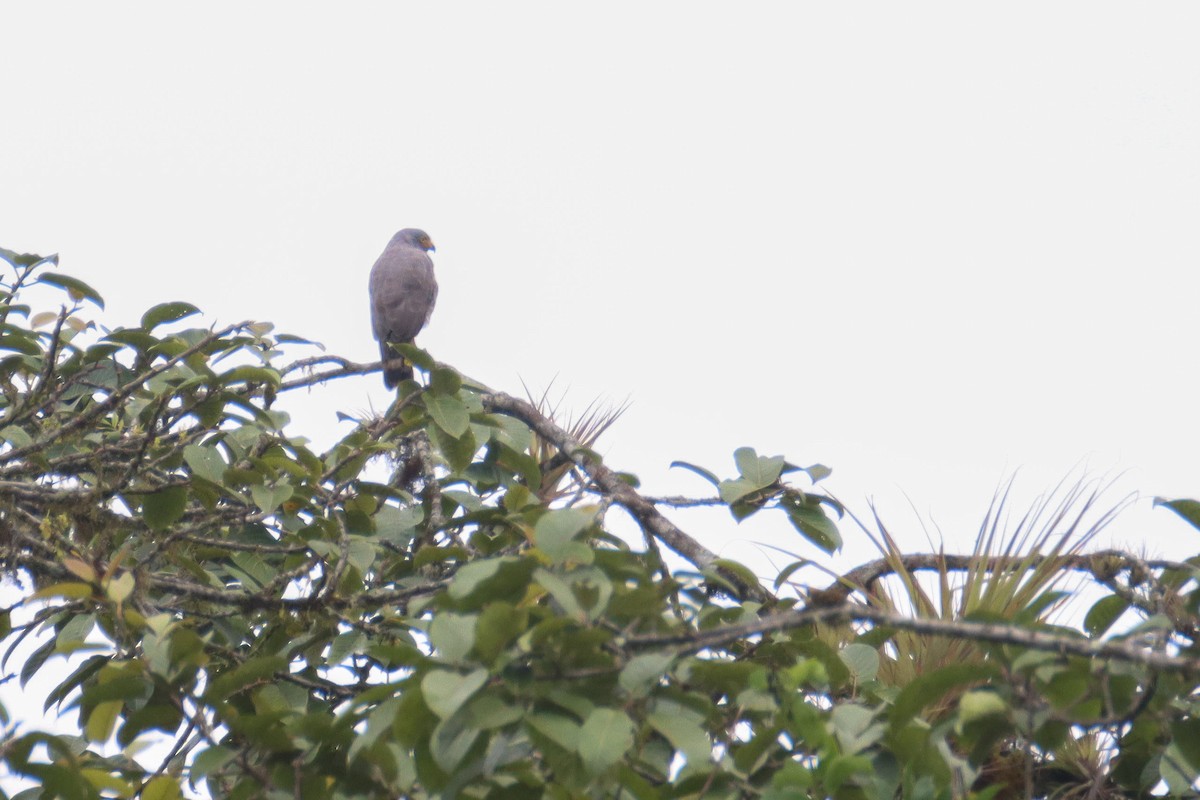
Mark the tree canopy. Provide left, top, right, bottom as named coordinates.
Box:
left=0, top=248, right=1198, bottom=799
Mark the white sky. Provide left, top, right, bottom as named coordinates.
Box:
left=2, top=4, right=1199, bottom=596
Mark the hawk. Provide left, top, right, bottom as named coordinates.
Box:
left=369, top=228, right=438, bottom=387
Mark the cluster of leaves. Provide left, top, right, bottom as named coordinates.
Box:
left=0, top=248, right=1198, bottom=799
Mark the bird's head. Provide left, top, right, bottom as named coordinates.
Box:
left=395, top=228, right=436, bottom=253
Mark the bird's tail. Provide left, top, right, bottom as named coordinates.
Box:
left=381, top=342, right=413, bottom=389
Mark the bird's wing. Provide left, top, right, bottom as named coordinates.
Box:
left=423, top=278, right=439, bottom=327
left=369, top=244, right=437, bottom=345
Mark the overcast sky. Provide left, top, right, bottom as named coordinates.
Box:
left=3, top=3, right=1200, bottom=585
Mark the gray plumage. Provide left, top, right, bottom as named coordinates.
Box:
left=369, top=228, right=438, bottom=388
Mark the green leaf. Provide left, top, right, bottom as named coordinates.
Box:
left=20, top=639, right=57, bottom=686
left=372, top=503, right=422, bottom=546
left=1084, top=594, right=1129, bottom=638
left=824, top=754, right=874, bottom=793
left=489, top=414, right=533, bottom=452
left=105, top=572, right=135, bottom=605
left=425, top=393, right=470, bottom=438
left=0, top=425, right=33, bottom=449
left=718, top=477, right=765, bottom=505
left=31, top=582, right=94, bottom=601
left=705, top=559, right=760, bottom=596
left=734, top=446, right=785, bottom=486
left=141, top=302, right=200, bottom=330
left=85, top=699, right=121, bottom=742
left=465, top=693, right=524, bottom=730
left=891, top=663, right=998, bottom=727
left=348, top=696, right=402, bottom=762
left=140, top=776, right=182, bottom=800
left=783, top=500, right=842, bottom=554
left=773, top=559, right=810, bottom=591
left=1170, top=718, right=1200, bottom=770
left=534, top=507, right=596, bottom=562
left=955, top=690, right=1012, bottom=743
left=805, top=463, right=832, bottom=482
left=429, top=366, right=463, bottom=395
left=428, top=614, right=477, bottom=663
left=249, top=483, right=293, bottom=513
left=647, top=703, right=712, bottom=768
left=421, top=669, right=487, bottom=719
left=430, top=715, right=480, bottom=772
left=36, top=272, right=105, bottom=309
left=957, top=690, right=1009, bottom=727
left=326, top=630, right=367, bottom=666
left=527, top=713, right=581, bottom=752
left=474, top=603, right=526, bottom=663
left=830, top=704, right=884, bottom=754
left=577, top=708, right=635, bottom=775
left=103, top=328, right=161, bottom=353
left=1155, top=497, right=1200, bottom=533
left=56, top=615, right=96, bottom=655
left=543, top=689, right=595, bottom=720
left=533, top=568, right=583, bottom=619
left=30, top=310, right=59, bottom=328
left=189, top=745, right=236, bottom=788
left=839, top=643, right=879, bottom=682
left=670, top=460, right=721, bottom=488
left=183, top=444, right=227, bottom=484
left=219, top=365, right=281, bottom=387
left=1042, top=662, right=1090, bottom=710
left=346, top=537, right=377, bottom=571
left=429, top=425, right=477, bottom=473
left=619, top=652, right=674, bottom=697
left=227, top=712, right=294, bottom=752
left=717, top=448, right=787, bottom=505
left=0, top=248, right=55, bottom=269
left=394, top=342, right=434, bottom=372
left=142, top=486, right=188, bottom=530
left=275, top=332, right=323, bottom=347
left=228, top=551, right=275, bottom=589
left=1162, top=742, right=1200, bottom=796
left=0, top=330, right=42, bottom=355
left=536, top=567, right=615, bottom=621
left=118, top=703, right=184, bottom=748
left=448, top=559, right=503, bottom=600
left=206, top=655, right=287, bottom=701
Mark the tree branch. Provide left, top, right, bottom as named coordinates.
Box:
left=814, top=550, right=1195, bottom=603
left=628, top=601, right=1200, bottom=673
left=481, top=390, right=770, bottom=603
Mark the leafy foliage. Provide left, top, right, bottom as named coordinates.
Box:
left=0, top=249, right=1197, bottom=798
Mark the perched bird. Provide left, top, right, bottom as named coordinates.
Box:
left=369, top=228, right=438, bottom=388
